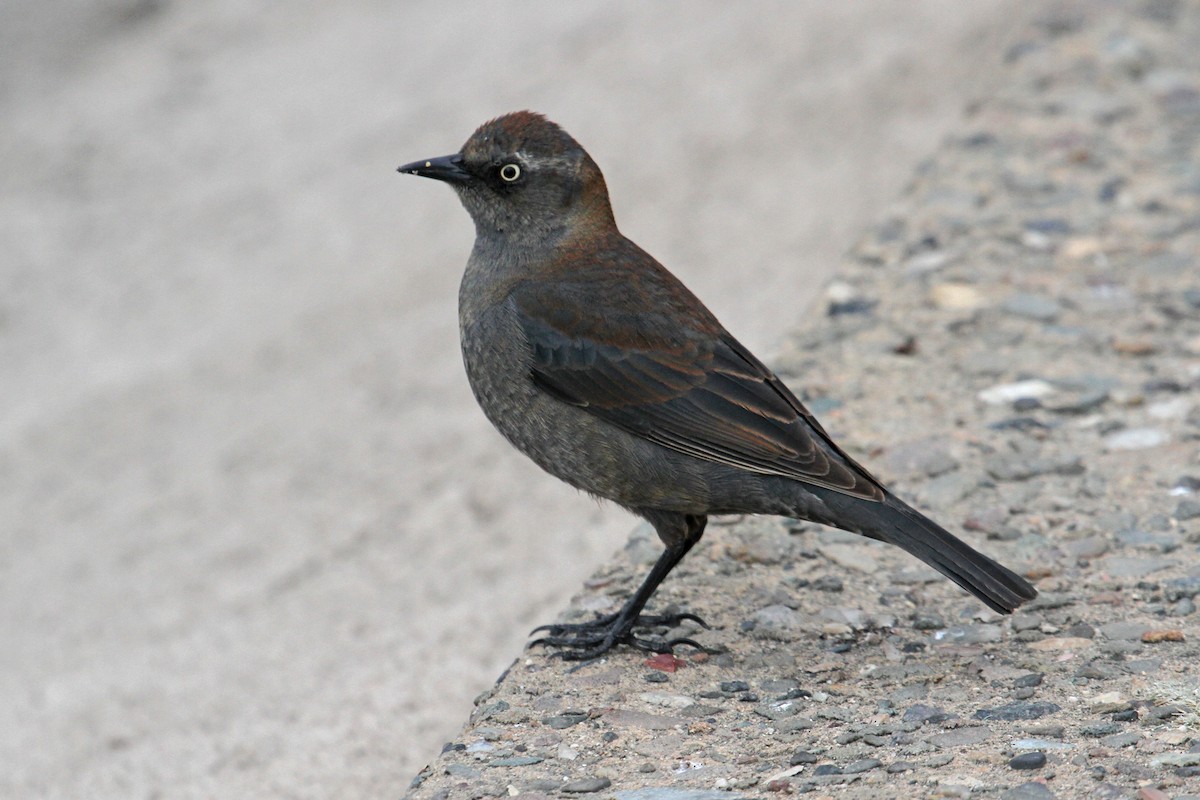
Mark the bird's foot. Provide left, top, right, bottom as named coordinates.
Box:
left=530, top=610, right=708, bottom=661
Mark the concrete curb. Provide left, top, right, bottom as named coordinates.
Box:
left=410, top=4, right=1200, bottom=798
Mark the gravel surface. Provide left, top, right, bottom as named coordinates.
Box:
left=410, top=4, right=1200, bottom=798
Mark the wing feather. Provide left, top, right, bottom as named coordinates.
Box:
left=511, top=247, right=884, bottom=501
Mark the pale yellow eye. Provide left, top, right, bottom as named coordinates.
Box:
left=499, top=163, right=521, bottom=182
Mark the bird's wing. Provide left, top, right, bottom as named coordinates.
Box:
left=511, top=276, right=885, bottom=501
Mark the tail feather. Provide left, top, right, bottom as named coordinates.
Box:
left=821, top=491, right=1037, bottom=613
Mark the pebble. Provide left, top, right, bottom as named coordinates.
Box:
left=1001, top=782, right=1057, bottom=800
left=932, top=624, right=1002, bottom=644
left=1144, top=703, right=1184, bottom=721
left=1099, top=731, right=1140, bottom=748
left=637, top=692, right=694, bottom=709
left=1042, top=388, right=1108, bottom=414
left=819, top=606, right=867, bottom=629
left=1027, top=593, right=1075, bottom=611
left=1164, top=576, right=1200, bottom=600
left=1174, top=499, right=1200, bottom=520
left=760, top=678, right=801, bottom=695
left=987, top=454, right=1084, bottom=482
left=880, top=438, right=960, bottom=479
left=903, top=704, right=951, bottom=724
left=1088, top=691, right=1128, bottom=712
left=1115, top=528, right=1180, bottom=552
left=927, top=726, right=993, bottom=748
left=789, top=749, right=818, bottom=765
left=797, top=578, right=843, bottom=600
left=931, top=282, right=986, bottom=310
left=974, top=702, right=1061, bottom=722
left=1122, top=658, right=1161, bottom=674
left=490, top=756, right=543, bottom=767
left=1062, top=536, right=1109, bottom=560
left=818, top=543, right=878, bottom=573
left=562, top=777, right=612, bottom=793
left=1098, top=621, right=1150, bottom=640
left=1099, top=556, right=1173, bottom=578
left=1103, top=427, right=1169, bottom=450
left=1009, top=751, right=1047, bottom=770
left=1080, top=722, right=1122, bottom=737
left=755, top=698, right=803, bottom=720
left=842, top=758, right=882, bottom=774
left=1147, top=397, right=1191, bottom=419
left=1136, top=788, right=1170, bottom=800
left=1112, top=337, right=1157, bottom=356
left=1002, top=292, right=1063, bottom=322
left=1012, top=739, right=1073, bottom=751
left=747, top=605, right=803, bottom=640
left=913, top=613, right=946, bottom=630
left=1174, top=475, right=1200, bottom=494
left=978, top=380, right=1056, bottom=405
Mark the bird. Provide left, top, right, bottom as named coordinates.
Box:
left=397, top=111, right=1036, bottom=660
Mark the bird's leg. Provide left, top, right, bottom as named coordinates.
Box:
left=531, top=514, right=708, bottom=660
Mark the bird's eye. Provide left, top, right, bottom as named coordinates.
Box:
left=499, top=163, right=521, bottom=182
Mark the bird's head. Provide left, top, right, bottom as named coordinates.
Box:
left=399, top=111, right=614, bottom=243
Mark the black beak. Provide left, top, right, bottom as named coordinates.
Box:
left=397, top=153, right=472, bottom=184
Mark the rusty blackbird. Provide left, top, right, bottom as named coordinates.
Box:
left=398, top=111, right=1036, bottom=659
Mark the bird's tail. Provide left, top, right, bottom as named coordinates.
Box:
left=819, top=490, right=1037, bottom=614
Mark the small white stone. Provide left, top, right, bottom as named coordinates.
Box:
left=825, top=280, right=860, bottom=303
left=1012, top=738, right=1074, bottom=751
left=1021, top=230, right=1052, bottom=251
left=1148, top=397, right=1191, bottom=420
left=637, top=692, right=695, bottom=709
left=930, top=282, right=986, bottom=310
left=1090, top=690, right=1126, bottom=705
left=977, top=379, right=1056, bottom=405
left=1104, top=427, right=1169, bottom=450
left=905, top=251, right=950, bottom=274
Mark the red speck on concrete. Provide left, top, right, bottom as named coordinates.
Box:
left=643, top=654, right=686, bottom=672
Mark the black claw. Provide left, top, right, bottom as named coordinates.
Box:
left=530, top=612, right=621, bottom=637
left=665, top=637, right=705, bottom=651
left=527, top=607, right=709, bottom=660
